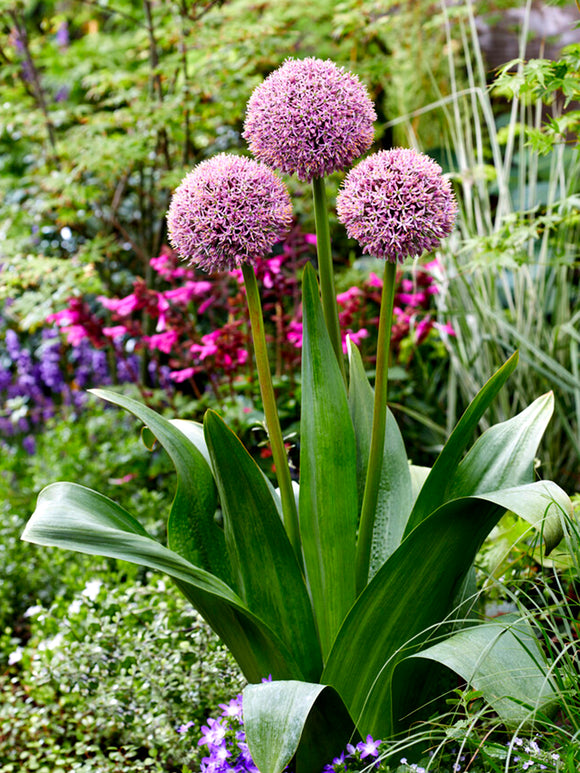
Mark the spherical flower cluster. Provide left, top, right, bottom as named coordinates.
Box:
left=243, top=57, right=377, bottom=182
left=336, top=148, right=457, bottom=263
left=167, top=154, right=293, bottom=273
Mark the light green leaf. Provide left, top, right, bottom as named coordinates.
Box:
left=347, top=339, right=413, bottom=577
left=204, top=410, right=322, bottom=682
left=405, top=352, right=518, bottom=535
left=299, top=264, right=358, bottom=659
left=469, top=480, right=569, bottom=555
left=411, top=614, right=557, bottom=728
left=243, top=680, right=354, bottom=773
left=448, top=392, right=554, bottom=496
left=22, top=481, right=307, bottom=683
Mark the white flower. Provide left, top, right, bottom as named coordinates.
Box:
left=24, top=604, right=43, bottom=618
left=68, top=598, right=83, bottom=615
left=8, top=646, right=23, bottom=665
left=82, top=580, right=103, bottom=601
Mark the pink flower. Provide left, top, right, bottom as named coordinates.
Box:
left=144, top=330, right=179, bottom=353
left=397, top=291, right=427, bottom=306
left=287, top=320, right=303, bottom=348
left=47, top=308, right=78, bottom=325
left=102, top=325, right=128, bottom=339
left=98, top=293, right=140, bottom=316
left=337, top=148, right=457, bottom=263
left=367, top=272, right=383, bottom=289
left=167, top=154, right=293, bottom=272
left=244, top=57, right=376, bottom=182
left=336, top=286, right=362, bottom=305
left=170, top=367, right=196, bottom=383
left=343, top=328, right=369, bottom=352
left=61, top=325, right=89, bottom=346
left=434, top=321, right=456, bottom=336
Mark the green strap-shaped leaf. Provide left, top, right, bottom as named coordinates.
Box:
left=448, top=392, right=554, bottom=496
left=299, top=264, right=358, bottom=659
left=404, top=352, right=519, bottom=535
left=348, top=340, right=413, bottom=577
left=410, top=614, right=557, bottom=728
left=22, top=482, right=307, bottom=683
left=204, top=410, right=322, bottom=683
left=321, top=478, right=567, bottom=739
left=90, top=389, right=230, bottom=584
left=243, top=680, right=354, bottom=773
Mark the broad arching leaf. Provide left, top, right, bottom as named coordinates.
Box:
left=21, top=482, right=307, bottom=682
left=204, top=410, right=322, bottom=683
left=90, top=388, right=230, bottom=583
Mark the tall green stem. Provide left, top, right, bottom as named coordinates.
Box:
left=355, top=259, right=397, bottom=594
left=242, top=263, right=302, bottom=566
left=312, top=176, right=347, bottom=384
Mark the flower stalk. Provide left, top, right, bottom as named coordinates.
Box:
left=312, top=176, right=347, bottom=383
left=242, top=262, right=302, bottom=567
left=355, top=259, right=397, bottom=594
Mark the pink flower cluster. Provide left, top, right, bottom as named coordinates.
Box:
left=49, top=226, right=315, bottom=394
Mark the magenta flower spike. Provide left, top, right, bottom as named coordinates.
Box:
left=336, top=148, right=457, bottom=263
left=167, top=153, right=293, bottom=273
left=243, top=57, right=377, bottom=183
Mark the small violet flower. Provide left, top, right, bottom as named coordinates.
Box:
left=336, top=148, right=457, bottom=263
left=167, top=153, right=293, bottom=273
left=357, top=735, right=381, bottom=759
left=244, top=57, right=376, bottom=182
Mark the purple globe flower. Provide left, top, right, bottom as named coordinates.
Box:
left=336, top=148, right=457, bottom=263
left=167, top=154, right=293, bottom=273
left=243, top=57, right=377, bottom=182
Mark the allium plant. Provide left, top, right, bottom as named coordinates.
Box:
left=245, top=57, right=377, bottom=381
left=24, top=59, right=573, bottom=773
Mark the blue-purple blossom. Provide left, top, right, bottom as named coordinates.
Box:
left=357, top=735, right=382, bottom=759
left=187, top=690, right=385, bottom=773
left=336, top=148, right=457, bottom=263
left=244, top=57, right=376, bottom=182
left=167, top=154, right=293, bottom=273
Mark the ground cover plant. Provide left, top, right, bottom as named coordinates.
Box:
left=21, top=52, right=575, bottom=773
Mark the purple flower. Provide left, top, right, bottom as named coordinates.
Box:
left=243, top=57, right=376, bottom=182
left=357, top=734, right=382, bottom=759
left=167, top=154, right=293, bottom=273
left=198, top=717, right=227, bottom=748
left=336, top=148, right=457, bottom=263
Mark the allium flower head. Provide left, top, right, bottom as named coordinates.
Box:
left=243, top=57, right=377, bottom=182
left=167, top=154, right=293, bottom=273
left=336, top=148, right=457, bottom=263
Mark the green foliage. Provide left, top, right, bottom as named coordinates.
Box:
left=0, top=398, right=174, bottom=646
left=1, top=581, right=243, bottom=772
left=22, top=282, right=571, bottom=772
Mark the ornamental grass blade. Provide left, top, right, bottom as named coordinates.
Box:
left=410, top=613, right=557, bottom=728
left=299, top=264, right=358, bottom=659
left=404, top=351, right=518, bottom=536
left=204, top=410, right=322, bottom=682
left=90, top=388, right=230, bottom=584
left=243, top=680, right=354, bottom=773
left=21, top=482, right=304, bottom=683
left=347, top=339, right=413, bottom=576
